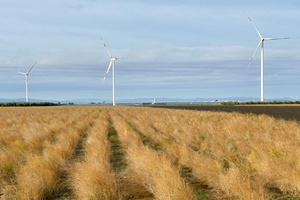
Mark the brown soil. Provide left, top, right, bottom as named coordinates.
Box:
left=155, top=105, right=300, bottom=122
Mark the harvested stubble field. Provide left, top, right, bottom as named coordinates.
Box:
left=1, top=106, right=300, bottom=199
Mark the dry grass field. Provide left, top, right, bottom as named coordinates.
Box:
left=1, top=105, right=300, bottom=199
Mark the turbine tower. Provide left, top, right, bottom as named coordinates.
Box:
left=248, top=17, right=289, bottom=102
left=18, top=62, right=37, bottom=102
left=101, top=37, right=118, bottom=106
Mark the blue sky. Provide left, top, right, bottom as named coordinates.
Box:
left=1, top=0, right=300, bottom=102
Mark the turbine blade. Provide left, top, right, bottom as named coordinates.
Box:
left=266, top=37, right=290, bottom=40
left=27, top=61, right=37, bottom=74
left=248, top=17, right=263, bottom=39
left=103, top=60, right=113, bottom=80
left=100, top=37, right=112, bottom=58
left=18, top=71, right=26, bottom=75
left=248, top=40, right=262, bottom=69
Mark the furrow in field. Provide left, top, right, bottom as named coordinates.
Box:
left=118, top=107, right=220, bottom=199
left=107, top=116, right=128, bottom=173
left=117, top=112, right=163, bottom=151
left=110, top=109, right=196, bottom=200
left=12, top=110, right=99, bottom=200
left=119, top=110, right=216, bottom=198
left=54, top=124, right=94, bottom=199
left=106, top=110, right=151, bottom=199
left=51, top=109, right=103, bottom=199
left=69, top=111, right=119, bottom=199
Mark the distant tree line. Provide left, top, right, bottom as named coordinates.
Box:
left=221, top=101, right=300, bottom=106
left=0, top=102, right=61, bottom=107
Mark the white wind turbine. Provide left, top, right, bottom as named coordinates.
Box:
left=101, top=37, right=119, bottom=106
left=18, top=62, right=37, bottom=102
left=248, top=17, right=289, bottom=102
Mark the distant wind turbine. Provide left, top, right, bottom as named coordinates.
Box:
left=101, top=37, right=119, bottom=106
left=18, top=62, right=37, bottom=102
left=248, top=17, right=289, bottom=102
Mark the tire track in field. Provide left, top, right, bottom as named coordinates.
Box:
left=125, top=119, right=209, bottom=197
left=111, top=110, right=197, bottom=199
left=126, top=116, right=212, bottom=191
left=108, top=112, right=155, bottom=200
left=110, top=109, right=201, bottom=199
left=129, top=119, right=212, bottom=198
left=117, top=108, right=178, bottom=147
left=119, top=108, right=217, bottom=199
left=115, top=108, right=168, bottom=151
left=14, top=114, right=96, bottom=200
left=107, top=117, right=128, bottom=172
left=67, top=111, right=119, bottom=199
left=52, top=120, right=95, bottom=199
left=69, top=129, right=89, bottom=162
left=127, top=121, right=163, bottom=152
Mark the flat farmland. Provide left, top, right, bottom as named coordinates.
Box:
left=156, top=105, right=300, bottom=122
left=1, top=106, right=300, bottom=199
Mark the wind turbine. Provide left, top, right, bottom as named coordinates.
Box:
left=18, top=62, right=37, bottom=102
left=248, top=17, right=289, bottom=102
left=101, top=37, right=119, bottom=106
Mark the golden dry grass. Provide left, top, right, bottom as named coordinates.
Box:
left=70, top=111, right=119, bottom=199
left=110, top=112, right=196, bottom=199
left=0, top=105, right=300, bottom=199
